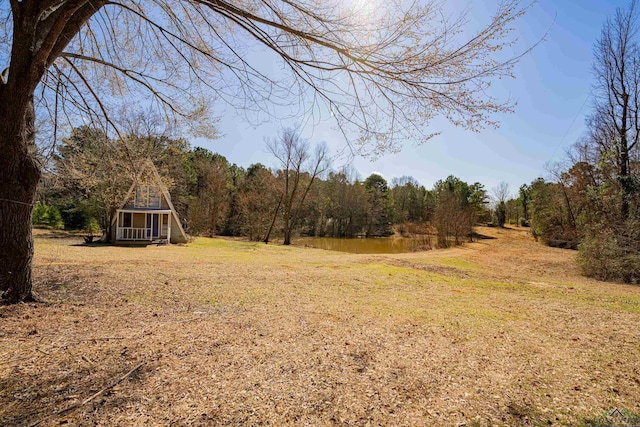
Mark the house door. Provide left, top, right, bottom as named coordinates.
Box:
left=145, top=213, right=160, bottom=239
left=152, top=214, right=159, bottom=238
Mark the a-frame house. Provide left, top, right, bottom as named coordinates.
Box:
left=110, top=160, right=188, bottom=244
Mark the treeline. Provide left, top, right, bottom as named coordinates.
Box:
left=37, top=126, right=493, bottom=247
left=513, top=159, right=640, bottom=283
left=44, top=122, right=640, bottom=284
left=505, top=2, right=640, bottom=284
left=498, top=156, right=640, bottom=284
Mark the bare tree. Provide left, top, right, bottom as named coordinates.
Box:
left=492, top=181, right=511, bottom=204
left=591, top=0, right=640, bottom=219
left=558, top=1, right=640, bottom=282
left=491, top=181, right=510, bottom=227
left=1, top=0, right=530, bottom=302
left=265, top=128, right=328, bottom=245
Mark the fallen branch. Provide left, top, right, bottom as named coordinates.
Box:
left=29, top=361, right=145, bottom=427
left=79, top=361, right=145, bottom=406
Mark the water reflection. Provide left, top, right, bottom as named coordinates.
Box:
left=295, top=236, right=432, bottom=254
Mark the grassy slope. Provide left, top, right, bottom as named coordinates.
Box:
left=1, top=227, right=639, bottom=426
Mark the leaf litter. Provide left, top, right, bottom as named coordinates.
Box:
left=1, top=227, right=640, bottom=426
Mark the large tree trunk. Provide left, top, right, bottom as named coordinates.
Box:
left=282, top=202, right=292, bottom=245
left=0, top=97, right=41, bottom=304
left=283, top=226, right=292, bottom=245
left=0, top=1, right=103, bottom=303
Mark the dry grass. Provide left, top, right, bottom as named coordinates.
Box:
left=2, top=227, right=640, bottom=426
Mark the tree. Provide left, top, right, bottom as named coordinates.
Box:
left=432, top=176, right=475, bottom=247
left=468, top=182, right=491, bottom=225
left=32, top=201, right=64, bottom=229
left=494, top=201, right=507, bottom=227
left=300, top=175, right=328, bottom=237
left=491, top=181, right=510, bottom=227
left=238, top=164, right=279, bottom=241
left=323, top=168, right=368, bottom=237
left=222, top=164, right=246, bottom=237
left=519, top=184, right=531, bottom=223
left=563, top=0, right=640, bottom=281
left=186, top=149, right=232, bottom=237
left=364, top=174, right=393, bottom=237
left=505, top=198, right=519, bottom=225
left=391, top=176, right=426, bottom=227
left=1, top=1, right=529, bottom=302
left=591, top=0, right=640, bottom=220
left=265, top=128, right=328, bottom=245
left=527, top=178, right=579, bottom=247
left=54, top=126, right=132, bottom=239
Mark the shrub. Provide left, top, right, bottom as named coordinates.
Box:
left=85, top=217, right=102, bottom=235
left=32, top=201, right=64, bottom=229
left=519, top=217, right=529, bottom=227
left=577, top=223, right=640, bottom=284
left=82, top=217, right=103, bottom=243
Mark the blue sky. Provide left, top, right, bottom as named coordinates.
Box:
left=194, top=0, right=628, bottom=197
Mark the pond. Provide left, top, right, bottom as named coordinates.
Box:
left=294, top=235, right=433, bottom=254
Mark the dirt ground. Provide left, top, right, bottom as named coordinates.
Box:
left=1, top=226, right=640, bottom=426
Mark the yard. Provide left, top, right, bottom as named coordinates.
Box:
left=1, top=227, right=639, bottom=426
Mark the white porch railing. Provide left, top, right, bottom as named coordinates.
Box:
left=117, top=227, right=151, bottom=240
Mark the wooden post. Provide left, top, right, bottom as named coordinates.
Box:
left=115, top=211, right=119, bottom=241
left=147, top=213, right=151, bottom=241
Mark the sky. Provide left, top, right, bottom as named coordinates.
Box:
left=193, top=0, right=630, bottom=197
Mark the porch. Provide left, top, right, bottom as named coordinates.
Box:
left=115, top=209, right=173, bottom=242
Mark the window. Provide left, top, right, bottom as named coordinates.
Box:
left=134, top=185, right=161, bottom=208
left=123, top=212, right=132, bottom=228
left=148, top=187, right=161, bottom=207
